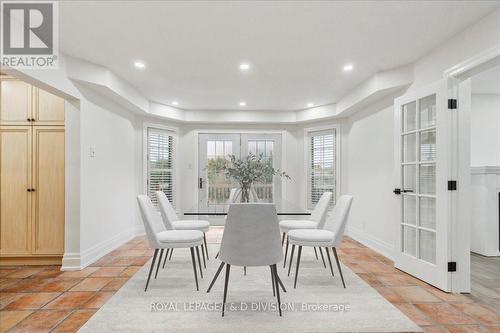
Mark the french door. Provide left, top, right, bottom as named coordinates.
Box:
left=198, top=133, right=282, bottom=212
left=394, top=80, right=452, bottom=291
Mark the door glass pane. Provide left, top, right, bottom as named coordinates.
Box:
left=403, top=195, right=416, bottom=225
left=403, top=134, right=416, bottom=162
left=403, top=165, right=416, bottom=193
left=206, top=140, right=233, bottom=206
left=247, top=140, right=274, bottom=202
left=419, top=164, right=436, bottom=195
left=402, top=101, right=417, bottom=132
left=419, top=95, right=436, bottom=129
left=403, top=226, right=417, bottom=257
left=420, top=130, right=436, bottom=162
left=419, top=197, right=436, bottom=229
left=419, top=230, right=436, bottom=264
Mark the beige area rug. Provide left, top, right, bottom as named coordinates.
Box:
left=79, top=245, right=422, bottom=333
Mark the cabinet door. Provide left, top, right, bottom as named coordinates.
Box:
left=34, top=88, right=65, bottom=125
left=0, top=79, right=32, bottom=125
left=32, top=126, right=65, bottom=255
left=0, top=126, right=32, bottom=255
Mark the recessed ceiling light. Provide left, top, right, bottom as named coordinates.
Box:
left=239, top=63, right=250, bottom=71
left=239, top=101, right=247, bottom=107
left=134, top=61, right=145, bottom=69
left=343, top=64, right=354, bottom=72
left=307, top=103, right=314, bottom=108
left=172, top=101, right=179, bottom=106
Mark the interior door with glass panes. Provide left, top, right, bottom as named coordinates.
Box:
left=198, top=134, right=241, bottom=212
left=394, top=80, right=452, bottom=291
left=241, top=134, right=282, bottom=203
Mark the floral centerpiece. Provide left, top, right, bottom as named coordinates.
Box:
left=223, top=154, right=290, bottom=202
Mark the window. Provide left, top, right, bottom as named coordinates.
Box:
left=308, top=129, right=336, bottom=208
left=147, top=127, right=175, bottom=207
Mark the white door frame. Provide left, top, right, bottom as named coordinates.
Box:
left=193, top=129, right=287, bottom=206
left=442, top=44, right=500, bottom=293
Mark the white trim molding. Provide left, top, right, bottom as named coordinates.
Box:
left=345, top=225, right=395, bottom=261
left=61, top=227, right=143, bottom=271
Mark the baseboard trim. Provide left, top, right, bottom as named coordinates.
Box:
left=61, top=225, right=145, bottom=271
left=61, top=252, right=81, bottom=271
left=345, top=226, right=395, bottom=260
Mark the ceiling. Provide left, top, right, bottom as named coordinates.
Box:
left=59, top=1, right=500, bottom=111
left=472, top=64, right=500, bottom=94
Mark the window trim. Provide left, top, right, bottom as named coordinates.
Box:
left=142, top=122, right=178, bottom=208
left=304, top=124, right=341, bottom=210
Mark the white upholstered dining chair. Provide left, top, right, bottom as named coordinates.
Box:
left=137, top=195, right=204, bottom=291
left=156, top=191, right=210, bottom=266
left=280, top=192, right=332, bottom=268
left=286, top=195, right=353, bottom=289
left=206, top=203, right=286, bottom=317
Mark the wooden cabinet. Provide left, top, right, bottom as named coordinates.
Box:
left=0, top=79, right=32, bottom=125
left=0, top=76, right=65, bottom=265
left=32, top=127, right=65, bottom=255
left=35, top=88, right=65, bottom=125
left=0, top=127, right=32, bottom=255
left=0, top=78, right=65, bottom=126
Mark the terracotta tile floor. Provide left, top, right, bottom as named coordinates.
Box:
left=1, top=227, right=499, bottom=333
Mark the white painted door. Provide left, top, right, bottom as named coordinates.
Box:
left=394, top=80, right=452, bottom=291
left=198, top=134, right=240, bottom=212
left=198, top=133, right=283, bottom=211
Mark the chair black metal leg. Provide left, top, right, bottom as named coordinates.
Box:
left=215, top=251, right=219, bottom=259
left=275, top=269, right=287, bottom=293
left=162, top=248, right=170, bottom=269
left=294, top=246, right=302, bottom=289
left=144, top=249, right=158, bottom=292
left=272, top=265, right=282, bottom=316
left=325, top=246, right=334, bottom=277
left=244, top=266, right=247, bottom=275
left=283, top=238, right=289, bottom=268
left=207, top=261, right=225, bottom=293
left=332, top=247, right=346, bottom=288
left=190, top=247, right=199, bottom=291
left=270, top=266, right=275, bottom=296
left=222, top=264, right=231, bottom=317
left=314, top=247, right=319, bottom=260
left=318, top=247, right=326, bottom=268
left=288, top=244, right=295, bottom=276
left=281, top=232, right=285, bottom=246
left=169, top=248, right=173, bottom=260
left=203, top=233, right=209, bottom=260
left=201, top=244, right=207, bottom=268
left=196, top=246, right=203, bottom=278
left=155, top=249, right=164, bottom=279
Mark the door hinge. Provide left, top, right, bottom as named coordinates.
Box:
left=448, top=99, right=457, bottom=109
left=448, top=180, right=457, bottom=191
left=448, top=262, right=457, bottom=272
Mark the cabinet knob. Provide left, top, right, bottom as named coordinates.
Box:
left=31, top=118, right=35, bottom=122
left=27, top=118, right=31, bottom=122
left=27, top=189, right=32, bottom=192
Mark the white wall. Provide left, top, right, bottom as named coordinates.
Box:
left=78, top=88, right=141, bottom=266
left=470, top=94, right=500, bottom=167
left=341, top=96, right=399, bottom=259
